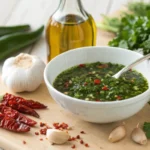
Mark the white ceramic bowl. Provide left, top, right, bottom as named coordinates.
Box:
left=44, top=46, right=150, bottom=123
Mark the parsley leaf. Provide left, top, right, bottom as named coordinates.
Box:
left=97, top=2, right=150, bottom=55
left=143, top=122, right=150, bottom=139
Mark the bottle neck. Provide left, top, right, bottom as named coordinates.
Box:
left=53, top=0, right=89, bottom=23
left=58, top=0, right=83, bottom=13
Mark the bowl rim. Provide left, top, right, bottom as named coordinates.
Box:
left=44, top=46, right=150, bottom=106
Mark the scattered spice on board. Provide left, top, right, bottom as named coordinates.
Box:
left=85, top=143, right=89, bottom=147
left=71, top=144, right=76, bottom=149
left=80, top=131, right=86, bottom=134
left=76, top=135, right=80, bottom=139
left=40, top=128, right=47, bottom=135
left=35, top=132, right=39, bottom=135
left=40, top=122, right=46, bottom=127
left=23, top=141, right=26, bottom=144
left=80, top=140, right=84, bottom=144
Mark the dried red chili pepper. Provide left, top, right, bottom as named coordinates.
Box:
left=2, top=93, right=47, bottom=109
left=2, top=99, right=39, bottom=118
left=0, top=113, right=30, bottom=132
left=0, top=105, right=37, bottom=126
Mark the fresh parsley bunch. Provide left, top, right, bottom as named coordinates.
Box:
left=97, top=2, right=150, bottom=55
left=109, top=15, right=150, bottom=55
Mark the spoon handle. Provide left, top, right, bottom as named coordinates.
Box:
left=113, top=53, right=150, bottom=79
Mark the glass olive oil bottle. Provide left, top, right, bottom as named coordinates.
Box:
left=46, top=0, right=97, bottom=61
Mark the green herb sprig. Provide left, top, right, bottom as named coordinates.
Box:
left=143, top=122, right=150, bottom=139
left=97, top=2, right=150, bottom=55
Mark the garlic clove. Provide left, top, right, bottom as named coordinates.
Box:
left=131, top=124, right=147, bottom=145
left=46, top=129, right=70, bottom=144
left=108, top=125, right=126, bottom=143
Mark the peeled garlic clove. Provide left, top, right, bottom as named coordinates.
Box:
left=131, top=125, right=147, bottom=145
left=108, top=125, right=126, bottom=143
left=46, top=129, right=70, bottom=144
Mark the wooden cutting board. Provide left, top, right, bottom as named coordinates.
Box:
left=0, top=29, right=150, bottom=150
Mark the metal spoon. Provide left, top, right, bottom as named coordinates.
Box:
left=113, top=53, right=150, bottom=79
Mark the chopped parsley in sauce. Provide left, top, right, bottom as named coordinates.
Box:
left=53, top=62, right=148, bottom=101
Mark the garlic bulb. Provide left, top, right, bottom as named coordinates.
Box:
left=2, top=53, right=45, bottom=92
left=131, top=124, right=147, bottom=145
left=46, top=129, right=70, bottom=144
left=108, top=125, right=126, bottom=143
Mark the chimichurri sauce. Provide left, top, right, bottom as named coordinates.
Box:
left=53, top=62, right=148, bottom=101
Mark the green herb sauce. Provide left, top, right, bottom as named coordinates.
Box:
left=53, top=62, right=148, bottom=101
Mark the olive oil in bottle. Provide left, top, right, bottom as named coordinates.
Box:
left=46, top=0, right=97, bottom=61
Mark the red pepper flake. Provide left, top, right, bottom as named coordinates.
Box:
left=102, top=86, right=109, bottom=91
left=76, top=135, right=80, bottom=139
left=116, top=95, right=122, bottom=100
left=53, top=122, right=69, bottom=130
left=80, top=140, right=84, bottom=144
left=97, top=64, right=108, bottom=68
left=84, top=82, right=88, bottom=86
left=71, top=137, right=76, bottom=141
left=96, top=99, right=101, bottom=102
left=23, top=141, right=26, bottom=144
left=79, top=64, right=85, bottom=68
left=80, top=131, right=86, bottom=134
left=53, top=122, right=59, bottom=128
left=85, top=143, right=89, bottom=147
left=40, top=128, right=47, bottom=135
left=71, top=144, right=76, bottom=149
left=35, top=132, right=39, bottom=135
left=64, top=82, right=69, bottom=88
left=94, top=79, right=101, bottom=85
left=40, top=122, right=46, bottom=127
left=40, top=138, right=43, bottom=141
left=60, top=122, right=68, bottom=129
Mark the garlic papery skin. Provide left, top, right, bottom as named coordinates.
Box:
left=2, top=53, right=45, bottom=92
left=131, top=124, right=147, bottom=145
left=46, top=129, right=70, bottom=145
left=108, top=125, right=126, bottom=143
